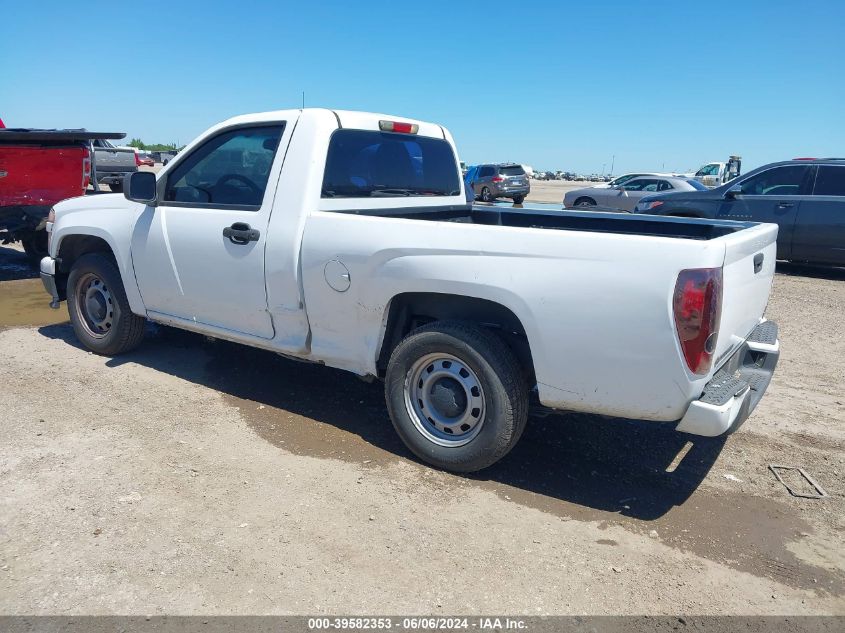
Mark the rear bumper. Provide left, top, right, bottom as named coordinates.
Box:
left=676, top=320, right=779, bottom=437
left=495, top=187, right=530, bottom=198
left=96, top=170, right=135, bottom=183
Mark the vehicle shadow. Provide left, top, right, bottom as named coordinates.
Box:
left=0, top=244, right=37, bottom=281
left=776, top=261, right=845, bottom=281
left=38, top=322, right=726, bottom=521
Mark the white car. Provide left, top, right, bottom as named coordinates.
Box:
left=564, top=176, right=710, bottom=211
left=40, top=108, right=780, bottom=472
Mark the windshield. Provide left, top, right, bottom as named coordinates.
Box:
left=685, top=179, right=709, bottom=191
left=609, top=174, right=639, bottom=187
left=322, top=130, right=460, bottom=198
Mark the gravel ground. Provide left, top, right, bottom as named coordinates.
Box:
left=0, top=242, right=843, bottom=615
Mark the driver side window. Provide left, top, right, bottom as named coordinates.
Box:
left=164, top=124, right=284, bottom=208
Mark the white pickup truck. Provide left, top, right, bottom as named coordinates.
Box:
left=40, top=109, right=780, bottom=472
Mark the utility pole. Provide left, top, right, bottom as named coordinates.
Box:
left=610, top=154, right=615, bottom=175
left=302, top=91, right=305, bottom=109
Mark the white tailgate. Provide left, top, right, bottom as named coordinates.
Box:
left=714, top=222, right=778, bottom=367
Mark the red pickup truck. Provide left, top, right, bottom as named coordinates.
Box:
left=0, top=123, right=126, bottom=263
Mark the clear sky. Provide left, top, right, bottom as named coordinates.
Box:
left=2, top=0, right=843, bottom=174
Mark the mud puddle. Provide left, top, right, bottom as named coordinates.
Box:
left=151, top=332, right=843, bottom=597
left=0, top=278, right=68, bottom=329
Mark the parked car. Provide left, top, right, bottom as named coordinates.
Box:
left=466, top=163, right=530, bottom=203
left=92, top=139, right=137, bottom=192
left=633, top=159, right=845, bottom=266
left=564, top=176, right=709, bottom=211
left=41, top=108, right=780, bottom=473
left=0, top=127, right=125, bottom=263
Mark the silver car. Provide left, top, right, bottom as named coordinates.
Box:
left=563, top=176, right=708, bottom=212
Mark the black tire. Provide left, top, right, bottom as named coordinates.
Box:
left=67, top=253, right=145, bottom=355
left=512, top=195, right=525, bottom=204
left=480, top=186, right=493, bottom=203
left=574, top=196, right=596, bottom=207
left=109, top=181, right=123, bottom=193
left=385, top=321, right=529, bottom=473
left=21, top=229, right=48, bottom=267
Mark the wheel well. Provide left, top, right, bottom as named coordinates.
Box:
left=57, top=235, right=116, bottom=273
left=376, top=292, right=535, bottom=382
left=574, top=196, right=595, bottom=205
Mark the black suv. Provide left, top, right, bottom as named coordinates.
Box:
left=632, top=159, right=845, bottom=266
left=465, top=163, right=530, bottom=204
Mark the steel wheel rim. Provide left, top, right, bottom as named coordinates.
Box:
left=404, top=353, right=486, bottom=447
left=74, top=272, right=114, bottom=338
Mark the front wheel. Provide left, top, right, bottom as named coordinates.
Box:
left=574, top=197, right=596, bottom=207
left=67, top=253, right=146, bottom=355
left=512, top=195, right=525, bottom=204
left=480, top=187, right=493, bottom=203
left=385, top=321, right=529, bottom=472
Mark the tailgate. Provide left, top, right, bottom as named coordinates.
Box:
left=95, top=147, right=135, bottom=169
left=0, top=145, right=87, bottom=206
left=714, top=222, right=778, bottom=368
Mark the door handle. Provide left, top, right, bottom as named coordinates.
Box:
left=223, top=222, right=260, bottom=245
left=776, top=201, right=794, bottom=209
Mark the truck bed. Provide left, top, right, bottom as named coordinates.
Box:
left=337, top=203, right=754, bottom=241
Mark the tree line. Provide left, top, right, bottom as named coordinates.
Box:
left=126, top=138, right=182, bottom=152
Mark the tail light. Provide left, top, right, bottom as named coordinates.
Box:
left=82, top=147, right=91, bottom=190
left=492, top=176, right=504, bottom=183
left=673, top=267, right=722, bottom=375
left=134, top=152, right=142, bottom=166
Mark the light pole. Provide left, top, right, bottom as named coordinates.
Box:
left=610, top=154, right=615, bottom=176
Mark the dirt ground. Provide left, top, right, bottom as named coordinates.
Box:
left=525, top=179, right=594, bottom=204
left=0, top=241, right=843, bottom=616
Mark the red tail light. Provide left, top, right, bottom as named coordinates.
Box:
left=673, top=267, right=722, bottom=375
left=82, top=147, right=91, bottom=190
left=492, top=176, right=504, bottom=183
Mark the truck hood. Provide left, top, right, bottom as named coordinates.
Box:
left=54, top=193, right=134, bottom=219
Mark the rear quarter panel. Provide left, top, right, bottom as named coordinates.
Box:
left=301, top=212, right=730, bottom=421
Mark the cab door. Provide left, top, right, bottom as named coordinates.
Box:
left=717, top=164, right=812, bottom=260
left=131, top=122, right=288, bottom=339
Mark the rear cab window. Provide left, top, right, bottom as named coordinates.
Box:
left=322, top=130, right=460, bottom=198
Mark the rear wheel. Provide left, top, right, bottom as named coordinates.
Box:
left=512, top=195, right=525, bottom=204
left=480, top=187, right=493, bottom=203
left=385, top=321, right=529, bottom=472
left=109, top=181, right=123, bottom=193
left=574, top=197, right=596, bottom=207
left=67, top=253, right=145, bottom=355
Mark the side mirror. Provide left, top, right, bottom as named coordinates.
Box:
left=124, top=171, right=158, bottom=205
left=725, top=184, right=742, bottom=199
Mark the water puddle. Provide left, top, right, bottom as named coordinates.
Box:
left=0, top=278, right=68, bottom=329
